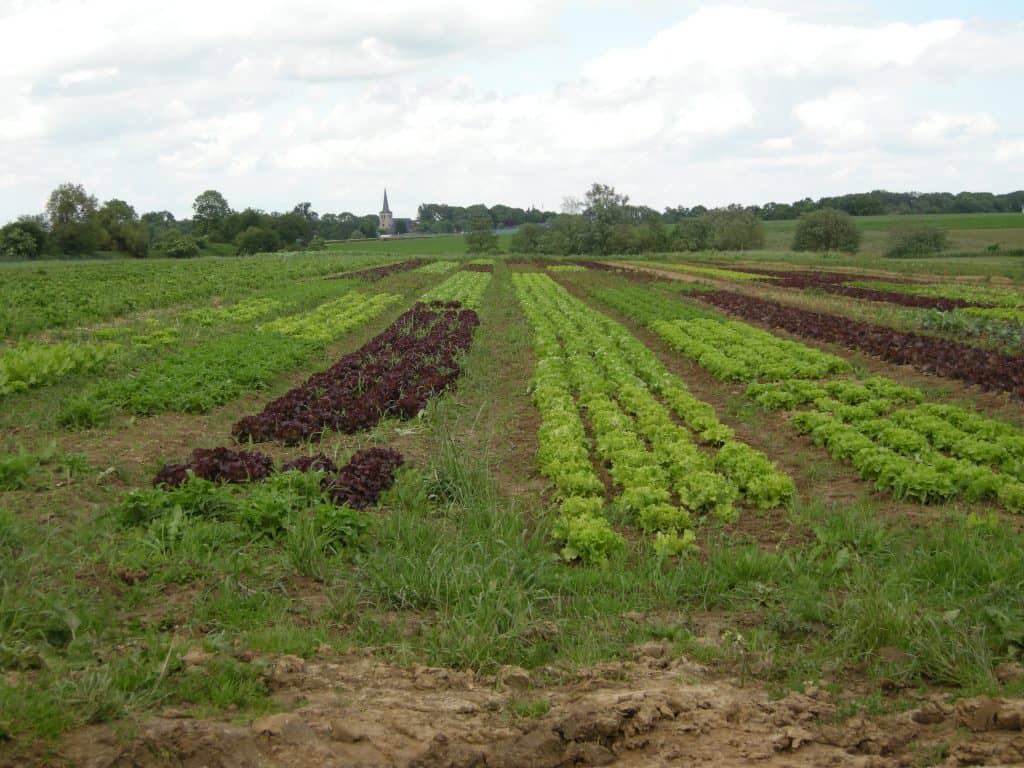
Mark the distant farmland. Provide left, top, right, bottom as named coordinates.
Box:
left=764, top=211, right=1024, bottom=255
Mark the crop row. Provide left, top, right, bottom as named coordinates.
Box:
left=920, top=309, right=1024, bottom=353
left=851, top=280, right=1023, bottom=308
left=699, top=290, right=1024, bottom=399
left=259, top=292, right=398, bottom=344
left=592, top=286, right=849, bottom=382
left=184, top=297, right=283, bottom=325
left=0, top=340, right=119, bottom=396
left=644, top=263, right=767, bottom=282
left=414, top=261, right=460, bottom=274
left=331, top=259, right=425, bottom=281
left=417, top=271, right=492, bottom=309
left=234, top=302, right=479, bottom=444
left=153, top=445, right=404, bottom=510
left=727, top=267, right=985, bottom=311
left=587, top=277, right=1024, bottom=513
left=744, top=378, right=1024, bottom=511
left=3, top=280, right=379, bottom=405
left=0, top=252, right=390, bottom=338
left=76, top=291, right=398, bottom=418
left=514, top=273, right=794, bottom=564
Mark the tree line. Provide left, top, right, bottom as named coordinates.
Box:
left=666, top=189, right=1024, bottom=221
left=509, top=184, right=767, bottom=256
left=0, top=183, right=561, bottom=260
left=2, top=181, right=1021, bottom=261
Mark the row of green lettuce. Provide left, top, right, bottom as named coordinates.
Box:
left=589, top=283, right=1024, bottom=513
left=513, top=273, right=794, bottom=565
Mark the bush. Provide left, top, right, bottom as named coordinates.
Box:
left=792, top=208, right=861, bottom=252
left=235, top=226, right=281, bottom=255
left=0, top=226, right=39, bottom=260
left=307, top=236, right=326, bottom=251
left=708, top=209, right=764, bottom=251
left=885, top=224, right=950, bottom=259
left=154, top=233, right=201, bottom=259
left=464, top=217, right=499, bottom=254
left=672, top=217, right=713, bottom=251
left=509, top=223, right=544, bottom=253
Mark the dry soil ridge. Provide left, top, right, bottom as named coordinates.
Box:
left=44, top=645, right=1024, bottom=768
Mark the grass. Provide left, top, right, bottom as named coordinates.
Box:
left=327, top=233, right=514, bottom=255
left=763, top=212, right=1024, bottom=234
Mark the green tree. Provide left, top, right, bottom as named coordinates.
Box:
left=464, top=217, right=498, bottom=254
left=268, top=212, right=312, bottom=248
left=46, top=182, right=98, bottom=225
left=154, top=232, right=201, bottom=258
left=45, top=183, right=104, bottom=255
left=97, top=198, right=150, bottom=256
left=192, top=190, right=232, bottom=239
left=235, top=226, right=281, bottom=255
left=885, top=224, right=949, bottom=258
left=0, top=225, right=39, bottom=260
left=0, top=218, right=46, bottom=259
left=509, top=223, right=544, bottom=253
left=708, top=208, right=764, bottom=251
left=792, top=208, right=861, bottom=252
left=582, top=182, right=633, bottom=254
left=539, top=215, right=588, bottom=255
left=672, top=217, right=713, bottom=251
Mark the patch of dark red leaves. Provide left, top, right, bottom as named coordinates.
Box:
left=462, top=263, right=494, bottom=272
left=232, top=302, right=479, bottom=444
left=719, top=266, right=985, bottom=311
left=329, top=259, right=425, bottom=281
left=153, top=447, right=404, bottom=509
left=700, top=290, right=1024, bottom=399
left=323, top=447, right=404, bottom=508
left=153, top=447, right=274, bottom=488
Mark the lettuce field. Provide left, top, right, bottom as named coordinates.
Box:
left=2, top=251, right=1024, bottom=766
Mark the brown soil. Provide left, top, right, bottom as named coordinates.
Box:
left=37, top=647, right=1024, bottom=767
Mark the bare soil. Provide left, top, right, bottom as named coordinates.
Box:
left=42, top=646, right=1024, bottom=768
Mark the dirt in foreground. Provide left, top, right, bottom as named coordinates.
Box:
left=40, top=645, right=1024, bottom=768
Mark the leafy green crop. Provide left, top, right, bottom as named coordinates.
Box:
left=515, top=273, right=794, bottom=562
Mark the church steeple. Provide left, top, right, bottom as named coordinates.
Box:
left=379, top=189, right=394, bottom=233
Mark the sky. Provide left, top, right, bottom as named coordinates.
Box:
left=0, top=0, right=1022, bottom=222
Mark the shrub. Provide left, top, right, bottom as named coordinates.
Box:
left=672, top=217, right=713, bottom=251
left=0, top=221, right=45, bottom=260
left=708, top=209, right=764, bottom=251
left=792, top=208, right=861, bottom=252
left=464, top=217, right=499, bottom=255
left=235, top=227, right=281, bottom=255
left=885, top=224, right=950, bottom=259
left=154, top=232, right=201, bottom=259
left=509, top=223, right=544, bottom=253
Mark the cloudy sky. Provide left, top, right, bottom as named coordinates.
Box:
left=1, top=0, right=1022, bottom=222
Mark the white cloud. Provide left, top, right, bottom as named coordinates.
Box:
left=793, top=89, right=872, bottom=146
left=996, top=139, right=1024, bottom=161
left=910, top=112, right=998, bottom=146
left=1, top=3, right=1023, bottom=220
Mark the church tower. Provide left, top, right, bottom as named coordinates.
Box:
left=379, top=189, right=394, bottom=233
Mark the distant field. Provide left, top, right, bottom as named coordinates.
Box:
left=764, top=212, right=1024, bottom=233
left=327, top=234, right=513, bottom=255
left=764, top=213, right=1024, bottom=256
